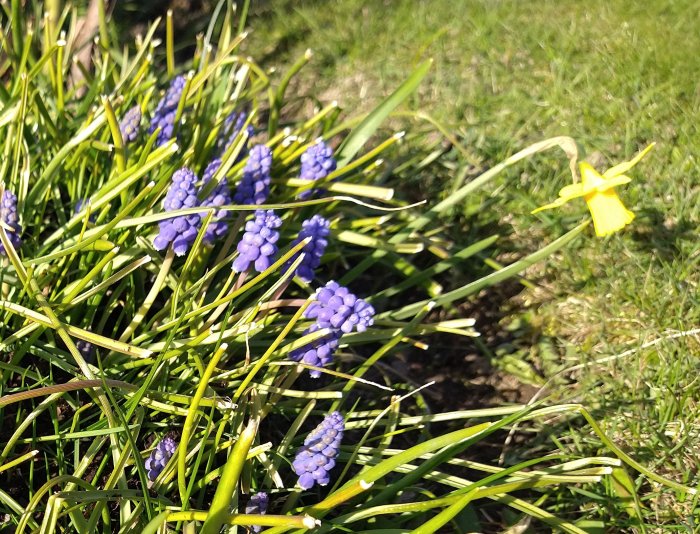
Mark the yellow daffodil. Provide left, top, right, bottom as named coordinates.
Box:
left=532, top=143, right=654, bottom=237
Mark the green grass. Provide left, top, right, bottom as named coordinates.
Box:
left=245, top=0, right=700, bottom=528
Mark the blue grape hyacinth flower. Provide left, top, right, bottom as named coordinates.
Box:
left=145, top=436, right=177, bottom=481
left=200, top=159, right=232, bottom=244
left=74, top=198, right=97, bottom=222
left=285, top=215, right=330, bottom=283
left=234, top=144, right=272, bottom=205
left=245, top=491, right=269, bottom=533
left=119, top=105, right=141, bottom=143
left=75, top=340, right=96, bottom=362
left=0, top=190, right=21, bottom=254
left=306, top=281, right=375, bottom=334
left=232, top=210, right=282, bottom=273
left=74, top=198, right=89, bottom=213
left=153, top=168, right=202, bottom=256
left=148, top=75, right=186, bottom=147
left=292, top=412, right=344, bottom=490
left=289, top=324, right=341, bottom=378
left=298, top=140, right=337, bottom=199
left=290, top=282, right=374, bottom=376
left=217, top=110, right=254, bottom=157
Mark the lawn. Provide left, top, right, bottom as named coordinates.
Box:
left=243, top=0, right=700, bottom=529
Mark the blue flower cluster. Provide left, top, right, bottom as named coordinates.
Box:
left=286, top=215, right=330, bottom=283
left=232, top=210, right=282, bottom=273
left=74, top=52, right=399, bottom=509
left=289, top=325, right=341, bottom=378
left=0, top=190, right=21, bottom=254
left=293, top=411, right=344, bottom=489
left=144, top=92, right=374, bottom=395
left=290, top=281, right=374, bottom=377
left=217, top=110, right=254, bottom=157
left=148, top=75, right=186, bottom=147
left=245, top=491, right=269, bottom=533
left=200, top=159, right=232, bottom=244
left=298, top=140, right=337, bottom=199
left=145, top=436, right=177, bottom=481
left=234, top=144, right=272, bottom=205
left=307, top=281, right=375, bottom=334
left=119, top=105, right=141, bottom=143
left=151, top=146, right=276, bottom=257
left=153, top=168, right=202, bottom=256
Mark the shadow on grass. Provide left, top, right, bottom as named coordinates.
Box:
left=630, top=207, right=697, bottom=261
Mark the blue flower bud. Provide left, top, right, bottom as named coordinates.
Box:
left=148, top=75, right=186, bottom=147
left=245, top=492, right=269, bottom=533
left=0, top=190, right=21, bottom=254
left=75, top=340, right=95, bottom=362
left=292, top=281, right=373, bottom=377
left=217, top=110, right=254, bottom=157
left=153, top=168, right=202, bottom=256
left=285, top=215, right=330, bottom=283
left=306, top=281, right=375, bottom=334
left=298, top=140, right=336, bottom=199
left=232, top=210, right=282, bottom=273
left=234, top=144, right=272, bottom=205
left=119, top=105, right=141, bottom=143
left=74, top=198, right=88, bottom=213
left=200, top=159, right=232, bottom=244
left=289, top=324, right=341, bottom=378
left=145, top=436, right=177, bottom=481
left=74, top=198, right=96, bottom=222
left=292, top=412, right=344, bottom=490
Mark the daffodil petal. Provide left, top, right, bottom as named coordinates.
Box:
left=579, top=163, right=607, bottom=194
left=584, top=189, right=635, bottom=237
left=594, top=174, right=632, bottom=192
left=603, top=143, right=655, bottom=179
left=558, top=183, right=587, bottom=200
left=531, top=196, right=572, bottom=214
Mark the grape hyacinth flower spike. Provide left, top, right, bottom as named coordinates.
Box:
left=289, top=325, right=341, bottom=378
left=292, top=412, right=344, bottom=490
left=217, top=110, right=254, bottom=157
left=148, top=75, right=186, bottom=147
left=290, top=281, right=374, bottom=377
left=153, top=168, right=202, bottom=256
left=285, top=215, right=330, bottom=283
left=298, top=140, right=337, bottom=199
left=119, top=105, right=141, bottom=143
left=74, top=198, right=89, bottom=213
left=232, top=210, right=282, bottom=273
left=0, top=190, right=21, bottom=254
left=145, top=436, right=177, bottom=481
left=307, top=281, right=375, bottom=334
left=245, top=492, right=269, bottom=533
left=234, top=144, right=273, bottom=205
left=200, top=159, right=232, bottom=244
left=75, top=340, right=96, bottom=363
left=74, top=198, right=97, bottom=222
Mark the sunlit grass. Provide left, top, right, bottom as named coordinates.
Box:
left=244, top=0, right=700, bottom=528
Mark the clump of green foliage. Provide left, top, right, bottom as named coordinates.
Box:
left=0, top=1, right=694, bottom=532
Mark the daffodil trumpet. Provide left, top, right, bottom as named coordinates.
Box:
left=533, top=143, right=654, bottom=237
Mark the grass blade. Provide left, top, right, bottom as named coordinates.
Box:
left=337, top=60, right=432, bottom=166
